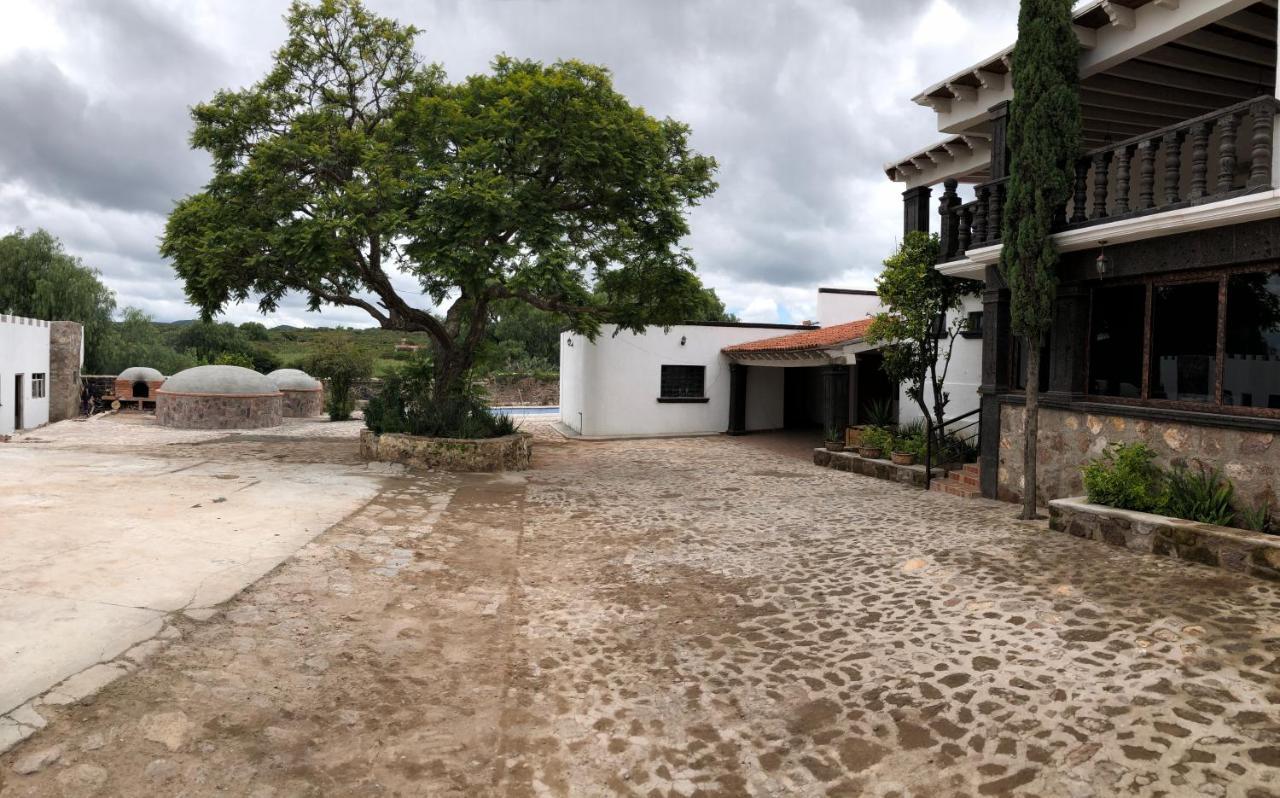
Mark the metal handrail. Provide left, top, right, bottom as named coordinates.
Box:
left=924, top=407, right=981, bottom=490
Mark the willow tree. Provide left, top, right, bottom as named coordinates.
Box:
left=162, top=0, right=718, bottom=412
left=999, top=0, right=1081, bottom=519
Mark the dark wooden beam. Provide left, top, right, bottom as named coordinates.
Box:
left=1105, top=59, right=1261, bottom=99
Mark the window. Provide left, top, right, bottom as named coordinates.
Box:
left=960, top=311, right=984, bottom=339
left=1083, top=265, right=1280, bottom=417
left=1225, top=270, right=1280, bottom=409
left=1012, top=337, right=1050, bottom=392
left=659, top=365, right=707, bottom=402
left=31, top=373, right=46, bottom=399
left=1089, top=285, right=1146, bottom=398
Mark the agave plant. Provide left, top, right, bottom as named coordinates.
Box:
left=1163, top=462, right=1236, bottom=527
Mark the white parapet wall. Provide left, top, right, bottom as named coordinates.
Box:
left=0, top=314, right=53, bottom=436
left=560, top=323, right=797, bottom=438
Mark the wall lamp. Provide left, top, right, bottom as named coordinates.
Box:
left=1095, top=240, right=1110, bottom=278
left=680, top=335, right=687, bottom=346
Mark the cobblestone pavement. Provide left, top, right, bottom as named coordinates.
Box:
left=3, top=430, right=1280, bottom=796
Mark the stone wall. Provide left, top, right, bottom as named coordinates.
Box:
left=48, top=322, right=83, bottom=422
left=998, top=404, right=1278, bottom=507
left=812, top=448, right=936, bottom=488
left=156, top=393, right=283, bottom=429
left=360, top=429, right=533, bottom=472
left=281, top=389, right=324, bottom=418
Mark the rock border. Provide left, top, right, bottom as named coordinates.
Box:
left=360, top=429, right=533, bottom=473
left=1049, top=497, right=1280, bottom=582
left=813, top=448, right=942, bottom=489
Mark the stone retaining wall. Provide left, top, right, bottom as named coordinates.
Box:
left=156, top=392, right=283, bottom=429
left=360, top=429, right=533, bottom=472
left=1049, top=497, right=1280, bottom=582
left=813, top=448, right=939, bottom=488
left=999, top=404, right=1278, bottom=507
left=281, top=389, right=324, bottom=418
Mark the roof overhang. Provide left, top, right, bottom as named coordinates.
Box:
left=726, top=349, right=840, bottom=367
left=884, top=134, right=994, bottom=188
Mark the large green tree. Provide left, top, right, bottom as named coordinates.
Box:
left=162, top=0, right=717, bottom=407
left=0, top=228, right=117, bottom=372
left=866, top=231, right=976, bottom=440
left=999, top=0, right=1081, bottom=519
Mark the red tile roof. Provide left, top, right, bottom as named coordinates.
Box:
left=722, top=318, right=875, bottom=354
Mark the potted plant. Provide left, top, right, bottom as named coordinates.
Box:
left=857, top=426, right=891, bottom=459
left=892, top=419, right=925, bottom=466
left=891, top=449, right=917, bottom=466
left=824, top=425, right=845, bottom=452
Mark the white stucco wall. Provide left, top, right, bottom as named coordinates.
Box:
left=897, top=295, right=984, bottom=425
left=817, top=289, right=880, bottom=327
left=559, top=324, right=796, bottom=437
left=0, top=315, right=52, bottom=435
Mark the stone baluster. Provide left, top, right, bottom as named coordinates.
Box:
left=1091, top=151, right=1111, bottom=220
left=957, top=204, right=972, bottom=256
left=938, top=178, right=960, bottom=259
left=1188, top=121, right=1212, bottom=200
left=1217, top=111, right=1239, bottom=193
left=1138, top=138, right=1158, bottom=210
left=1070, top=159, right=1089, bottom=223
left=1248, top=99, right=1276, bottom=188
left=973, top=185, right=989, bottom=245
left=988, top=182, right=1003, bottom=241
left=1113, top=145, right=1132, bottom=214
left=1163, top=129, right=1185, bottom=205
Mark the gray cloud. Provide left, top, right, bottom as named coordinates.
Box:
left=0, top=0, right=1017, bottom=325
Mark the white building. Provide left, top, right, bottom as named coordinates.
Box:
left=559, top=287, right=984, bottom=439
left=0, top=315, right=52, bottom=436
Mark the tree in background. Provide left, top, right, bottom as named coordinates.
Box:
left=999, top=0, right=1081, bottom=519
left=172, top=321, right=280, bottom=372
left=162, top=0, right=717, bottom=436
left=307, top=340, right=373, bottom=421
left=865, top=232, right=976, bottom=438
left=0, top=229, right=117, bottom=372
left=99, top=309, right=197, bottom=375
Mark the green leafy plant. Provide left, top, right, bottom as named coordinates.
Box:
left=1164, top=463, right=1236, bottom=527
left=861, top=399, right=896, bottom=428
left=1237, top=501, right=1272, bottom=535
left=893, top=418, right=928, bottom=457
left=1081, top=443, right=1165, bottom=513
left=307, top=341, right=374, bottom=421
left=824, top=425, right=843, bottom=443
left=365, top=356, right=516, bottom=439
left=211, top=351, right=255, bottom=370
left=860, top=426, right=893, bottom=452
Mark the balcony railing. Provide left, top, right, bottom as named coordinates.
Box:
left=939, top=95, right=1280, bottom=263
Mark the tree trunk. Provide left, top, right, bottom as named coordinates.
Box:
left=1021, top=339, right=1041, bottom=520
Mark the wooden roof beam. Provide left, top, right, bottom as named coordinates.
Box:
left=1105, top=58, right=1262, bottom=97
left=1178, top=28, right=1276, bottom=68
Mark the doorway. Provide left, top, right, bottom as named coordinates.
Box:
left=13, top=374, right=23, bottom=430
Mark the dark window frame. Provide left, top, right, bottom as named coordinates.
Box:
left=1083, top=261, right=1280, bottom=420
left=959, top=310, right=984, bottom=339
left=658, top=364, right=709, bottom=403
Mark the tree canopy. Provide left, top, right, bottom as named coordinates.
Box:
left=162, top=0, right=718, bottom=409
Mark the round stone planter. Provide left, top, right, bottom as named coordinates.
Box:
left=360, top=429, right=533, bottom=472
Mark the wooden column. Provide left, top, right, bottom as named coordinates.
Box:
left=1048, top=283, right=1090, bottom=399
left=902, top=186, right=933, bottom=235
left=978, top=266, right=1013, bottom=500
left=821, top=364, right=850, bottom=436
left=727, top=362, right=747, bottom=436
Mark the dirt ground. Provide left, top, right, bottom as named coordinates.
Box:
left=2, top=420, right=1280, bottom=797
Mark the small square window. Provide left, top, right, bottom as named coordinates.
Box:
left=31, top=373, right=46, bottom=399
left=659, top=365, right=706, bottom=401
left=960, top=311, right=984, bottom=339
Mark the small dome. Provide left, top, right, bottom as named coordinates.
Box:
left=118, top=366, right=164, bottom=382
left=266, top=368, right=322, bottom=391
left=158, top=365, right=279, bottom=395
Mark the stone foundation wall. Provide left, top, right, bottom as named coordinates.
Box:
left=281, top=389, right=324, bottom=418
left=813, top=448, right=937, bottom=488
left=998, top=404, right=1278, bottom=507
left=156, top=392, right=283, bottom=429
left=361, top=429, right=533, bottom=472
left=48, top=321, right=83, bottom=423
left=1050, top=497, right=1280, bottom=582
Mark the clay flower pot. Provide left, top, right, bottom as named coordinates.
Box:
left=891, top=451, right=917, bottom=466
left=857, top=446, right=883, bottom=459
left=826, top=440, right=845, bottom=452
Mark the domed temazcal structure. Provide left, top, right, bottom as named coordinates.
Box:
left=266, top=368, right=325, bottom=418
left=155, top=365, right=283, bottom=429
left=115, top=367, right=166, bottom=405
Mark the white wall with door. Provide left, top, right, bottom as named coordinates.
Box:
left=0, top=315, right=52, bottom=435
left=559, top=323, right=798, bottom=437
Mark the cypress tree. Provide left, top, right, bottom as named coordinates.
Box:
left=999, top=0, right=1081, bottom=520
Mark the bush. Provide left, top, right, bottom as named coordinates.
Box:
left=307, top=341, right=373, bottom=421
left=212, top=351, right=256, bottom=369
left=1164, top=463, right=1236, bottom=527
left=860, top=426, right=893, bottom=452
left=364, top=356, right=517, bottom=439
left=893, top=418, right=928, bottom=458
left=1237, top=501, right=1272, bottom=535
left=1082, top=442, right=1165, bottom=513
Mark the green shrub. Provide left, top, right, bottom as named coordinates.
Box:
left=860, top=426, right=893, bottom=451
left=307, top=341, right=374, bottom=421
left=212, top=351, right=256, bottom=369
left=364, top=356, right=517, bottom=439
left=894, top=418, right=928, bottom=457
left=1237, top=501, right=1272, bottom=535
left=1164, top=463, right=1236, bottom=527
left=861, top=399, right=895, bottom=428
left=1081, top=442, right=1165, bottom=513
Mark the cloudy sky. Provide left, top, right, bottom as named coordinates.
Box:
left=0, top=0, right=1018, bottom=327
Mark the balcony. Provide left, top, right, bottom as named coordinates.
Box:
left=939, top=96, right=1280, bottom=264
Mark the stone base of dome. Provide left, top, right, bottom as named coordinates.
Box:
left=156, top=393, right=283, bottom=429
left=281, top=389, right=324, bottom=418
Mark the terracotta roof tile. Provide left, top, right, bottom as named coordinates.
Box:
left=722, top=318, right=875, bottom=354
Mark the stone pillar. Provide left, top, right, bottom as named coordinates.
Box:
left=1049, top=283, right=1090, bottom=399
left=978, top=267, right=1012, bottom=499
left=48, top=321, right=83, bottom=423
left=821, top=364, right=850, bottom=436
left=903, top=186, right=932, bottom=236
left=728, top=362, right=747, bottom=436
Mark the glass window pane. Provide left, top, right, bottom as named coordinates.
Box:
left=1089, top=284, right=1146, bottom=398
left=1225, top=271, right=1280, bottom=409
left=1150, top=281, right=1219, bottom=403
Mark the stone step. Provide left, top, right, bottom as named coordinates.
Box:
left=929, top=477, right=983, bottom=499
